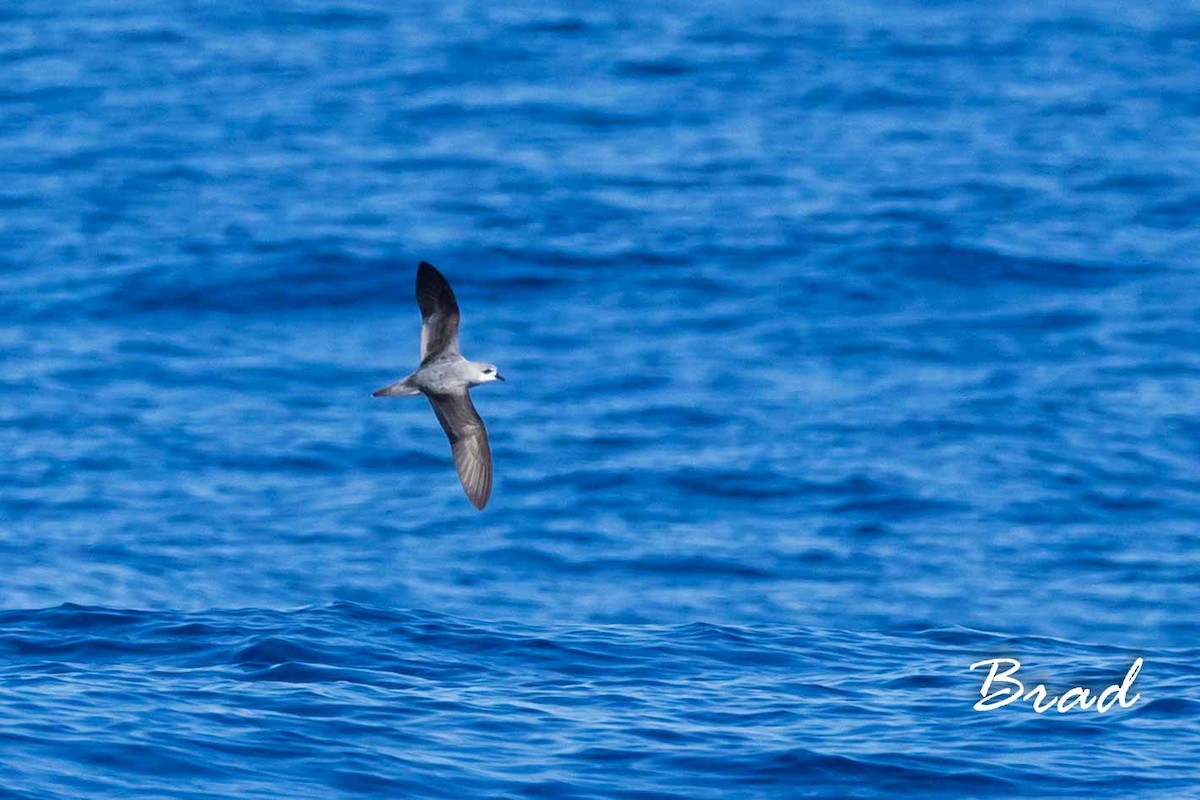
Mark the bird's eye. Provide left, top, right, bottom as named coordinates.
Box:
left=484, top=368, right=493, bottom=374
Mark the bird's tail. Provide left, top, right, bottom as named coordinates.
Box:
left=373, top=376, right=421, bottom=397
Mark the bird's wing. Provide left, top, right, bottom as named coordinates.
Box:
left=416, top=261, right=461, bottom=363
left=426, top=390, right=492, bottom=510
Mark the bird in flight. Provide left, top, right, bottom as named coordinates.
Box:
left=374, top=262, right=505, bottom=510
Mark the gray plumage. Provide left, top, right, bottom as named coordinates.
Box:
left=373, top=262, right=505, bottom=510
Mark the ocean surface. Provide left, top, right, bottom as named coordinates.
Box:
left=2, top=0, right=1199, bottom=796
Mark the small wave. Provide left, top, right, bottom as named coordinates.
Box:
left=101, top=250, right=405, bottom=316
left=860, top=244, right=1136, bottom=291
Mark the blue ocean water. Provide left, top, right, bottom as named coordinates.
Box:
left=2, top=0, right=1199, bottom=796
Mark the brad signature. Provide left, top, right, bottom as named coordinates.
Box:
left=969, top=658, right=1143, bottom=713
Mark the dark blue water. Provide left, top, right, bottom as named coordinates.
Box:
left=3, top=1, right=1199, bottom=796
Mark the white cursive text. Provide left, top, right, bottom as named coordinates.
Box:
left=969, top=658, right=1143, bottom=713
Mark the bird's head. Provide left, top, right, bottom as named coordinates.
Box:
left=472, top=363, right=506, bottom=385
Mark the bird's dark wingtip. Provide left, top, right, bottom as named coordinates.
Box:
left=416, top=261, right=439, bottom=287
left=415, top=261, right=459, bottom=319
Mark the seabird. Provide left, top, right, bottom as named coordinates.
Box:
left=373, top=262, right=505, bottom=510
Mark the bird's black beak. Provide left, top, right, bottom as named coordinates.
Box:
left=496, top=373, right=506, bottom=382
